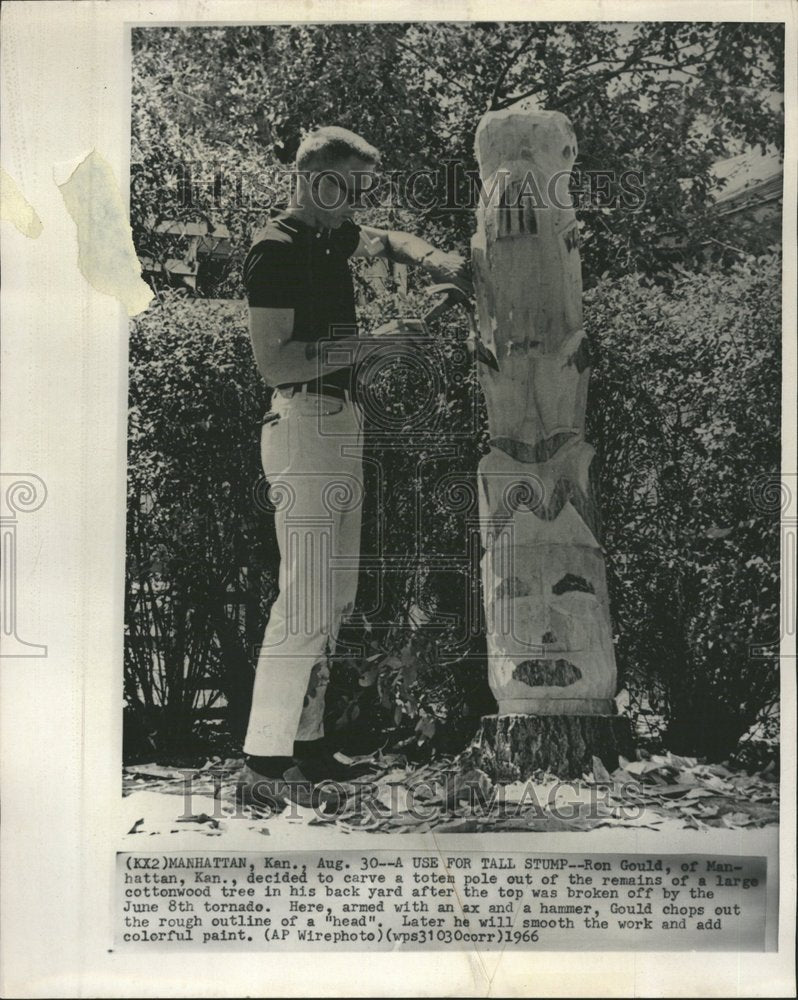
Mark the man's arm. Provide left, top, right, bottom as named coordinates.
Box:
left=249, top=308, right=399, bottom=388
left=249, top=308, right=367, bottom=387
left=353, top=224, right=472, bottom=294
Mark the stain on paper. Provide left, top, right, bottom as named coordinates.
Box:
left=0, top=168, right=43, bottom=238
left=54, top=149, right=153, bottom=316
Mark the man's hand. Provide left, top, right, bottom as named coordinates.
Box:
left=423, top=250, right=473, bottom=296
left=359, top=228, right=474, bottom=296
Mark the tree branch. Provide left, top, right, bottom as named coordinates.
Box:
left=492, top=83, right=546, bottom=112
left=554, top=39, right=649, bottom=110
left=500, top=31, right=712, bottom=114
left=555, top=40, right=720, bottom=112
left=488, top=29, right=541, bottom=111
left=493, top=46, right=649, bottom=111
left=389, top=31, right=474, bottom=100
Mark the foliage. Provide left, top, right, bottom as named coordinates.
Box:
left=125, top=293, right=273, bottom=754
left=586, top=250, right=782, bottom=759
left=130, top=22, right=783, bottom=295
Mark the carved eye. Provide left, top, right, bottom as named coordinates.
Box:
left=562, top=145, right=571, bottom=159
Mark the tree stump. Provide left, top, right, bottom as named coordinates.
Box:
left=469, top=99, right=633, bottom=779
left=473, top=714, right=635, bottom=782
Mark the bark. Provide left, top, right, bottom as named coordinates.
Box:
left=474, top=713, right=635, bottom=781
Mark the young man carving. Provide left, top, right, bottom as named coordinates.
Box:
left=240, top=126, right=470, bottom=803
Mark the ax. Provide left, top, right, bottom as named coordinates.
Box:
left=423, top=283, right=500, bottom=372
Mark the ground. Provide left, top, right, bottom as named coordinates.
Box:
left=122, top=749, right=778, bottom=839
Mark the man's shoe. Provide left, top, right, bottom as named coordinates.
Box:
left=281, top=764, right=350, bottom=811
left=292, top=745, right=378, bottom=783
left=235, top=763, right=347, bottom=813
left=235, top=764, right=290, bottom=813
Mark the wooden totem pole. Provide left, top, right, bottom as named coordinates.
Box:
left=470, top=99, right=633, bottom=780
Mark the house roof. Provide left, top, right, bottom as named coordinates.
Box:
left=710, top=149, right=783, bottom=209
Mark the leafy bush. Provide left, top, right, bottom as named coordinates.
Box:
left=586, top=250, right=781, bottom=759
left=125, top=294, right=273, bottom=756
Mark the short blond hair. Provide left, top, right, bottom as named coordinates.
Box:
left=296, top=126, right=381, bottom=172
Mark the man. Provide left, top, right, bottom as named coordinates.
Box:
left=239, top=126, right=470, bottom=805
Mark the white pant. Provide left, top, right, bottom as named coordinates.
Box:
left=243, top=387, right=364, bottom=756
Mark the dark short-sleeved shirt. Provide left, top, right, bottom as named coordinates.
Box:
left=242, top=210, right=361, bottom=394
